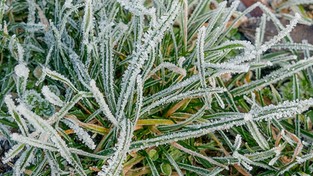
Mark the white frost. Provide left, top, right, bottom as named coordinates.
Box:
left=14, top=63, right=29, bottom=78
left=42, top=86, right=64, bottom=107
left=244, top=113, right=253, bottom=121
left=62, top=118, right=96, bottom=150
left=89, top=80, right=118, bottom=126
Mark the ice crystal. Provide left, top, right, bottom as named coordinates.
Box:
left=62, top=118, right=96, bottom=149
left=131, top=98, right=313, bottom=151
left=4, top=95, right=29, bottom=136
left=89, top=80, right=118, bottom=126
left=2, top=143, right=25, bottom=164
left=146, top=62, right=186, bottom=81
left=98, top=118, right=133, bottom=176
left=63, top=0, right=73, bottom=9
left=14, top=63, right=29, bottom=78
left=117, top=0, right=156, bottom=16
left=42, top=86, right=64, bottom=107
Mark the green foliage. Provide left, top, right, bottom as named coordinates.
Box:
left=23, top=90, right=55, bottom=117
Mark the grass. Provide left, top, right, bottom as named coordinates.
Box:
left=1, top=0, right=313, bottom=175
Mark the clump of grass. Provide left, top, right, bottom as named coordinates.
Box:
left=1, top=0, right=313, bottom=175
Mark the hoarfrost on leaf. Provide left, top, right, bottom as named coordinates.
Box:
left=14, top=63, right=30, bottom=78
left=89, top=80, right=118, bottom=126
left=244, top=113, right=253, bottom=121
left=62, top=118, right=96, bottom=150
left=42, top=86, right=64, bottom=107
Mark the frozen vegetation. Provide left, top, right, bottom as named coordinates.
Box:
left=0, top=0, right=313, bottom=175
